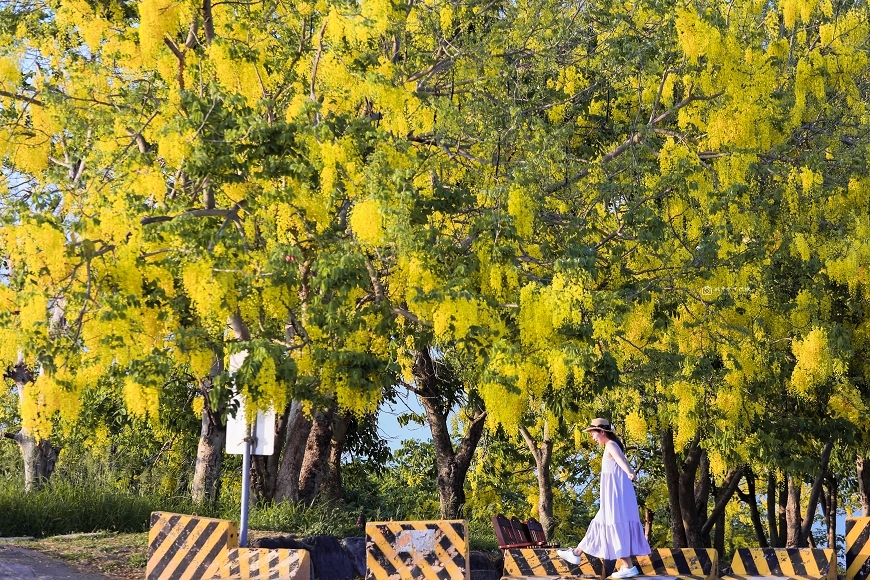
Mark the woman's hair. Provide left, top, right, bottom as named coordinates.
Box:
left=592, top=428, right=625, bottom=451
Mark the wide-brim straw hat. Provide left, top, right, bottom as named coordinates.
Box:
left=583, top=417, right=614, bottom=432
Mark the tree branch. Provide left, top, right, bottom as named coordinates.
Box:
left=142, top=202, right=247, bottom=225
left=798, top=437, right=836, bottom=545
left=0, top=89, right=44, bottom=107
left=701, top=466, right=744, bottom=536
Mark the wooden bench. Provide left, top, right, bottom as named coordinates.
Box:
left=603, top=548, right=718, bottom=580
left=721, top=548, right=836, bottom=580
left=502, top=547, right=602, bottom=579
left=492, top=514, right=559, bottom=551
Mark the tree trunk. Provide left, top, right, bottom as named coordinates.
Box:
left=661, top=428, right=688, bottom=548
left=5, top=362, right=59, bottom=491
left=645, top=508, right=654, bottom=542
left=252, top=403, right=290, bottom=502
left=322, top=412, right=352, bottom=504
left=695, top=451, right=710, bottom=525
left=798, top=437, right=835, bottom=546
left=778, top=477, right=789, bottom=548
left=520, top=423, right=554, bottom=540
left=737, top=469, right=768, bottom=548
left=191, top=360, right=228, bottom=504
left=697, top=452, right=711, bottom=547
left=767, top=471, right=780, bottom=547
left=826, top=475, right=836, bottom=550
left=858, top=456, right=870, bottom=517
left=274, top=400, right=313, bottom=503
left=678, top=434, right=704, bottom=548
left=785, top=476, right=802, bottom=547
left=413, top=347, right=487, bottom=520
left=14, top=432, right=60, bottom=492
left=272, top=260, right=317, bottom=503
left=191, top=401, right=227, bottom=503
left=701, top=467, right=743, bottom=538
left=713, top=506, right=725, bottom=558
left=298, top=406, right=336, bottom=504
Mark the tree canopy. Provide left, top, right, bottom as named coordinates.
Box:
left=1, top=0, right=869, bottom=549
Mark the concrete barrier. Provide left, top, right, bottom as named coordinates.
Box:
left=847, top=518, right=870, bottom=580
left=366, top=519, right=470, bottom=580
left=722, top=548, right=835, bottom=580
left=502, top=547, right=601, bottom=578
left=146, top=512, right=239, bottom=580
left=203, top=547, right=311, bottom=580
left=613, top=548, right=718, bottom=580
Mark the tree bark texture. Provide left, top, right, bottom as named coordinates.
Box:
left=15, top=433, right=60, bottom=492
left=778, top=477, right=789, bottom=548
left=297, top=406, right=336, bottom=504
left=661, top=428, right=688, bottom=548
left=414, top=347, right=487, bottom=520
left=322, top=412, right=352, bottom=504
left=798, top=437, right=835, bottom=547
left=767, top=471, right=781, bottom=547
left=520, top=424, right=554, bottom=540
left=678, top=435, right=704, bottom=548
left=274, top=400, right=313, bottom=502
left=191, top=402, right=227, bottom=503
left=786, top=476, right=802, bottom=547
left=6, top=362, right=59, bottom=491
left=252, top=403, right=290, bottom=502
left=191, top=362, right=227, bottom=504
left=695, top=451, right=711, bottom=525
left=701, top=467, right=743, bottom=538
left=737, top=469, right=768, bottom=548
left=713, top=507, right=725, bottom=558
left=826, top=476, right=836, bottom=550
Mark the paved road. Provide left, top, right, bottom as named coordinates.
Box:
left=0, top=545, right=110, bottom=580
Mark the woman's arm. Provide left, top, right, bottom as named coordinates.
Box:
left=605, top=441, right=635, bottom=480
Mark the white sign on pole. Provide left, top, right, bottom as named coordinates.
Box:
left=225, top=350, right=276, bottom=456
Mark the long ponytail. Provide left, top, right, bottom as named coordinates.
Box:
left=601, top=430, right=625, bottom=452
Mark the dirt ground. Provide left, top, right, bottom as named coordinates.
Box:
left=1, top=529, right=289, bottom=580
left=2, top=532, right=147, bottom=579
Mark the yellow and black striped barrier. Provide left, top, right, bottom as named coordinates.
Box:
left=203, top=547, right=311, bottom=580
left=502, top=547, right=602, bottom=578
left=847, top=517, right=870, bottom=580
left=146, top=512, right=239, bottom=580
left=722, top=548, right=835, bottom=580
left=602, top=548, right=717, bottom=580
left=365, top=519, right=470, bottom=580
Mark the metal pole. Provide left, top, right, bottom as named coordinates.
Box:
left=239, top=422, right=252, bottom=547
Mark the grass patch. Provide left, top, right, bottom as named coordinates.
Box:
left=0, top=479, right=199, bottom=538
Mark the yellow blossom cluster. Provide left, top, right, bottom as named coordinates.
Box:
left=508, top=185, right=535, bottom=238
left=19, top=374, right=68, bottom=440
left=349, top=199, right=385, bottom=245
left=207, top=42, right=265, bottom=105
left=138, top=0, right=187, bottom=64
left=432, top=297, right=481, bottom=341
left=123, top=375, right=161, bottom=419
left=181, top=260, right=231, bottom=330
left=1, top=222, right=70, bottom=283
left=790, top=328, right=843, bottom=397
left=519, top=274, right=592, bottom=351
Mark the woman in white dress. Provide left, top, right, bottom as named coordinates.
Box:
left=557, top=418, right=650, bottom=578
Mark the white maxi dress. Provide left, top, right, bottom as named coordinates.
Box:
left=577, top=442, right=651, bottom=560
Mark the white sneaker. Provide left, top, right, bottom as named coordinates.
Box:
left=612, top=565, right=640, bottom=578
left=556, top=548, right=582, bottom=565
